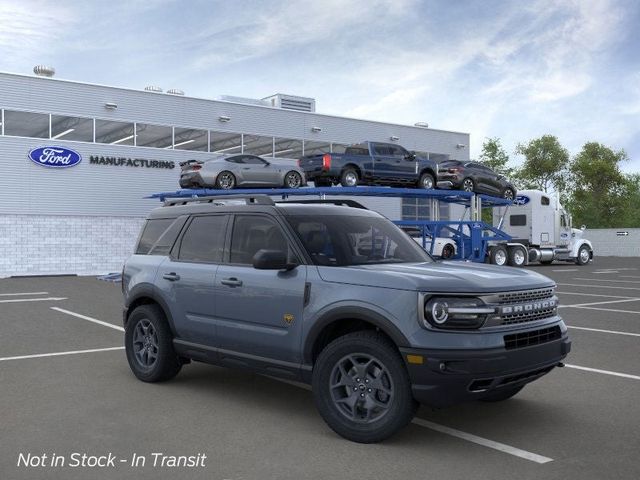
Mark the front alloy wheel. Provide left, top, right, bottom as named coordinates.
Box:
left=462, top=178, right=475, bottom=192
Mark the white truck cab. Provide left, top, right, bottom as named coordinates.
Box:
left=491, top=190, right=593, bottom=266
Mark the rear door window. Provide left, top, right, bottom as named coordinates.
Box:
left=178, top=215, right=228, bottom=263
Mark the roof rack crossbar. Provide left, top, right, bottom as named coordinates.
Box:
left=163, top=194, right=274, bottom=207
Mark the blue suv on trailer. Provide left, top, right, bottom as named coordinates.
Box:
left=122, top=195, right=571, bottom=443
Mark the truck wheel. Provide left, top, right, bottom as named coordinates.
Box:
left=576, top=245, right=591, bottom=265
left=489, top=245, right=508, bottom=266
left=215, top=171, right=236, bottom=189
left=479, top=385, right=523, bottom=402
left=312, top=331, right=418, bottom=443
left=340, top=168, right=359, bottom=187
left=507, top=246, right=526, bottom=267
left=461, top=178, right=475, bottom=192
left=441, top=243, right=455, bottom=259
left=418, top=172, right=435, bottom=189
left=125, top=305, right=182, bottom=383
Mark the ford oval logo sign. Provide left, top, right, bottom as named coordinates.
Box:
left=28, top=146, right=82, bottom=168
left=514, top=195, right=530, bottom=206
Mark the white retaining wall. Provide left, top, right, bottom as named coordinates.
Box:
left=585, top=228, right=640, bottom=257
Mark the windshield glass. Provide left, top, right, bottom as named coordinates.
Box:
left=285, top=214, right=433, bottom=266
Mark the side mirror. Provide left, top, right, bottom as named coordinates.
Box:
left=252, top=249, right=297, bottom=270
left=404, top=153, right=416, bottom=161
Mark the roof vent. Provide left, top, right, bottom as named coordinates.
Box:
left=144, top=85, right=163, bottom=93
left=167, top=88, right=185, bottom=96
left=262, top=94, right=316, bottom=112
left=33, top=65, right=55, bottom=77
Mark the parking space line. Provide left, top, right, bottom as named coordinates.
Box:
left=270, top=377, right=553, bottom=464
left=565, top=364, right=640, bottom=381
left=0, top=297, right=67, bottom=303
left=557, top=291, right=639, bottom=299
left=557, top=283, right=640, bottom=291
left=573, top=278, right=640, bottom=284
left=552, top=269, right=578, bottom=272
left=51, top=307, right=124, bottom=332
left=567, top=326, right=640, bottom=337
left=0, top=346, right=124, bottom=362
left=559, top=298, right=640, bottom=308
left=0, top=292, right=49, bottom=296
left=411, top=418, right=553, bottom=464
left=565, top=305, right=640, bottom=315
left=620, top=275, right=640, bottom=279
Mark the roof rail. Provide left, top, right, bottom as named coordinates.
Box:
left=276, top=199, right=368, bottom=209
left=163, top=195, right=275, bottom=207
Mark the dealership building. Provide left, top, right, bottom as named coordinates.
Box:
left=0, top=69, right=470, bottom=277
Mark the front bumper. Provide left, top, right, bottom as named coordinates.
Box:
left=400, top=335, right=571, bottom=407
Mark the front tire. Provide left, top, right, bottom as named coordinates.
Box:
left=215, top=171, right=236, bottom=190
left=125, top=305, right=182, bottom=383
left=502, top=187, right=515, bottom=200
left=461, top=178, right=475, bottom=192
left=576, top=245, right=591, bottom=265
left=312, top=331, right=417, bottom=443
left=418, top=172, right=435, bottom=189
left=441, top=243, right=455, bottom=259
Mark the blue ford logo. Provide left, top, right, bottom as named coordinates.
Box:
left=514, top=195, right=530, bottom=206
left=28, top=146, right=82, bottom=168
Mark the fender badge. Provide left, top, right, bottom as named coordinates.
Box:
left=283, top=313, right=294, bottom=325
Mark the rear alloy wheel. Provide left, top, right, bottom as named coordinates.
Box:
left=284, top=171, right=303, bottom=189
left=418, top=172, right=435, bottom=189
left=461, top=178, right=475, bottom=192
left=479, top=385, right=524, bottom=402
left=490, top=245, right=508, bottom=266
left=502, top=188, right=515, bottom=200
left=313, top=331, right=417, bottom=443
left=340, top=168, right=359, bottom=187
left=507, top=246, right=526, bottom=267
left=576, top=245, right=591, bottom=265
left=441, top=243, right=455, bottom=259
left=215, top=171, right=236, bottom=190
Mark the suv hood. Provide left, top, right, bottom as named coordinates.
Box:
left=317, top=261, right=554, bottom=293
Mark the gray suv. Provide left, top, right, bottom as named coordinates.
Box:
left=122, top=195, right=570, bottom=443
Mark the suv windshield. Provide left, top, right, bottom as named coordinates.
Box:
left=285, top=214, right=433, bottom=266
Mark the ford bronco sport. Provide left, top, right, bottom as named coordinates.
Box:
left=122, top=195, right=570, bottom=443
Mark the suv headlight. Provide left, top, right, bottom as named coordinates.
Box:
left=423, top=297, right=495, bottom=329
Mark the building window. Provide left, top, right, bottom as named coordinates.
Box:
left=243, top=134, right=274, bottom=156
left=51, top=115, right=94, bottom=142
left=135, top=123, right=172, bottom=149
left=3, top=110, right=49, bottom=138
left=173, top=127, right=208, bottom=151
left=303, top=140, right=330, bottom=156
left=95, top=119, right=135, bottom=145
left=273, top=137, right=303, bottom=159
left=210, top=131, right=243, bottom=154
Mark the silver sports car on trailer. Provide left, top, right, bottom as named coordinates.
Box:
left=179, top=154, right=307, bottom=190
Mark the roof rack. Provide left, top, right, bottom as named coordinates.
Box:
left=163, top=195, right=274, bottom=207
left=276, top=199, right=368, bottom=209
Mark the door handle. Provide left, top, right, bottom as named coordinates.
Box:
left=162, top=272, right=180, bottom=281
left=221, top=277, right=243, bottom=287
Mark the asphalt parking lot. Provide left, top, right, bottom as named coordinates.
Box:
left=1, top=257, right=639, bottom=480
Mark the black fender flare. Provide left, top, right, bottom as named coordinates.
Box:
left=302, top=306, right=411, bottom=364
left=125, top=284, right=177, bottom=336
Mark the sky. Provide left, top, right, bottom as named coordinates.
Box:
left=1, top=0, right=639, bottom=171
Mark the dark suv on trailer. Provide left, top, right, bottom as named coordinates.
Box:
left=437, top=160, right=516, bottom=199
left=122, top=195, right=570, bottom=443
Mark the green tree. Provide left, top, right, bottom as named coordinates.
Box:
left=567, top=142, right=629, bottom=228
left=515, top=135, right=570, bottom=193
left=479, top=137, right=514, bottom=177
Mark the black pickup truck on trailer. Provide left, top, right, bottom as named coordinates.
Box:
left=298, top=141, right=439, bottom=189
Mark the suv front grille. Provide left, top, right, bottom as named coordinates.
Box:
left=496, top=288, right=555, bottom=305
left=504, top=326, right=561, bottom=350
left=501, top=307, right=557, bottom=325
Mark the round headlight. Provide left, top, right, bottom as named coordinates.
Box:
left=429, top=300, right=449, bottom=324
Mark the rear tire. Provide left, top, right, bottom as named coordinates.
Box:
left=340, top=168, right=359, bottom=187
left=502, top=187, right=515, bottom=200
left=507, top=246, right=526, bottom=267
left=125, top=304, right=182, bottom=383
left=312, top=331, right=417, bottom=443
left=284, top=171, right=303, bottom=189
left=479, top=385, right=523, bottom=402
left=215, top=171, right=236, bottom=189
left=489, top=245, right=508, bottom=266
left=441, top=243, right=455, bottom=259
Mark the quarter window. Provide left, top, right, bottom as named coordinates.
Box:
left=136, top=218, right=175, bottom=254
left=178, top=215, right=228, bottom=263
left=510, top=215, right=527, bottom=226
